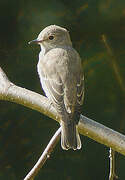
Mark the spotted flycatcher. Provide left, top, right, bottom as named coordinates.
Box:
left=29, top=25, right=84, bottom=150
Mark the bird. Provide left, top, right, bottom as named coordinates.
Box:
left=29, top=25, right=84, bottom=150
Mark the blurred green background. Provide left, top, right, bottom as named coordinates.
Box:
left=0, top=0, right=125, bottom=179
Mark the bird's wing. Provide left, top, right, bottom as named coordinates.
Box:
left=38, top=63, right=65, bottom=113
left=60, top=50, right=84, bottom=114
left=76, top=73, right=84, bottom=106
left=63, top=70, right=84, bottom=116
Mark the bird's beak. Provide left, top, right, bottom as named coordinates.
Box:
left=28, top=39, right=41, bottom=45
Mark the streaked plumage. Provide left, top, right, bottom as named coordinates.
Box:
left=29, top=25, right=84, bottom=150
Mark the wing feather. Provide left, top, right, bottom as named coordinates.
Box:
left=77, top=75, right=84, bottom=105
left=40, top=72, right=65, bottom=113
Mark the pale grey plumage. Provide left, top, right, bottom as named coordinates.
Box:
left=29, top=25, right=84, bottom=150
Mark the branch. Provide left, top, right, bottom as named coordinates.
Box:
left=24, top=127, right=61, bottom=180
left=109, top=149, right=118, bottom=180
left=102, top=34, right=125, bottom=93
left=0, top=67, right=125, bottom=156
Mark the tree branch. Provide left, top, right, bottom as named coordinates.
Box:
left=102, top=34, right=125, bottom=93
left=0, top=67, right=125, bottom=156
left=109, top=148, right=118, bottom=180
left=24, top=127, right=61, bottom=180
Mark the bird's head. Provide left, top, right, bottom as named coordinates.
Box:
left=29, top=25, right=72, bottom=49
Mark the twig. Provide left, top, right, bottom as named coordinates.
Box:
left=102, top=34, right=123, bottom=180
left=101, top=34, right=125, bottom=93
left=0, top=67, right=125, bottom=156
left=109, top=148, right=118, bottom=180
left=24, top=127, right=61, bottom=180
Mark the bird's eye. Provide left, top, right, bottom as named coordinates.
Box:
left=49, top=35, right=54, bottom=40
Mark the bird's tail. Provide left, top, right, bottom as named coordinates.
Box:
left=60, top=119, right=81, bottom=150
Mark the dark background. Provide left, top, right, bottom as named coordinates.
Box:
left=0, top=0, right=125, bottom=179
